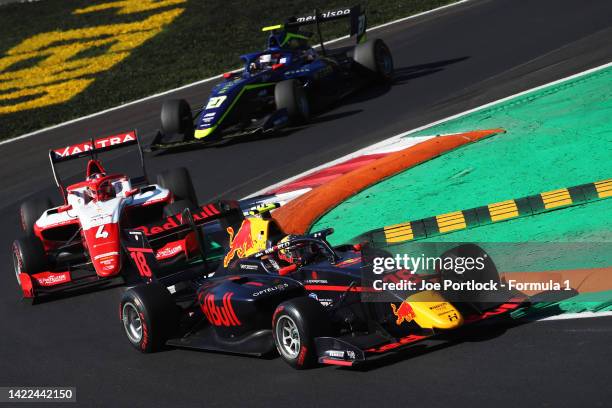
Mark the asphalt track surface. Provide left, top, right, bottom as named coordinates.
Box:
left=1, top=0, right=612, bottom=406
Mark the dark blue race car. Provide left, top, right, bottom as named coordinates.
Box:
left=151, top=5, right=393, bottom=150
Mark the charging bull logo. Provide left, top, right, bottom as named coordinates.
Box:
left=391, top=301, right=416, bottom=325
left=223, top=220, right=254, bottom=267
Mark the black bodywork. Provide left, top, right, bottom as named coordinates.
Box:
left=123, top=224, right=528, bottom=366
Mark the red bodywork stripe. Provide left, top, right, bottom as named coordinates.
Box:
left=321, top=358, right=354, bottom=366
left=126, top=247, right=154, bottom=253
left=366, top=334, right=429, bottom=353
left=304, top=285, right=377, bottom=293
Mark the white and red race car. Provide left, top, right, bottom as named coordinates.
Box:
left=11, top=130, right=202, bottom=301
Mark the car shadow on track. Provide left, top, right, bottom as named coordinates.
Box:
left=392, top=56, right=471, bottom=85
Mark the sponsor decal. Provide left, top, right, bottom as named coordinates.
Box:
left=93, top=251, right=120, bottom=260
left=304, top=279, right=328, bottom=284
left=285, top=67, right=310, bottom=76
left=53, top=132, right=136, bottom=158
left=391, top=301, right=416, bottom=325
left=200, top=292, right=241, bottom=327
left=155, top=241, right=185, bottom=260
left=135, top=204, right=220, bottom=235
left=252, top=283, right=289, bottom=297
left=296, top=8, right=350, bottom=23
left=239, top=264, right=259, bottom=270
left=223, top=219, right=255, bottom=267
left=32, top=271, right=71, bottom=287
left=328, top=350, right=344, bottom=358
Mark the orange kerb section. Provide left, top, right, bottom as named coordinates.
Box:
left=273, top=129, right=505, bottom=234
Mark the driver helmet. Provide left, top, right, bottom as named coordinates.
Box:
left=98, top=180, right=116, bottom=201
left=87, top=179, right=116, bottom=202
left=278, top=235, right=301, bottom=265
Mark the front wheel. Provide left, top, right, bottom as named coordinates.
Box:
left=161, top=99, right=194, bottom=138
left=20, top=198, right=52, bottom=235
left=272, top=296, right=330, bottom=369
left=274, top=79, right=310, bottom=124
left=12, top=236, right=47, bottom=282
left=120, top=284, right=179, bottom=353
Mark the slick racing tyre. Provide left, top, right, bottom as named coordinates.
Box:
left=272, top=296, right=330, bottom=369
left=163, top=199, right=196, bottom=217
left=12, top=236, right=47, bottom=284
left=275, top=79, right=310, bottom=124
left=120, top=284, right=179, bottom=353
left=161, top=99, right=194, bottom=138
left=439, top=244, right=501, bottom=308
left=20, top=197, right=52, bottom=235
left=157, top=167, right=198, bottom=205
left=353, top=38, right=394, bottom=82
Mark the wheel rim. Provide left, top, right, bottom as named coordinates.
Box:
left=122, top=302, right=143, bottom=344
left=275, top=315, right=301, bottom=359
left=376, top=45, right=393, bottom=76
left=12, top=247, right=22, bottom=285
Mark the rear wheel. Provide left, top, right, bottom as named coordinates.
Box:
left=161, top=99, right=194, bottom=138
left=12, top=236, right=47, bottom=285
left=353, top=39, right=394, bottom=82
left=275, top=79, right=310, bottom=124
left=272, top=296, right=330, bottom=369
left=157, top=167, right=198, bottom=205
left=20, top=198, right=52, bottom=235
left=120, top=283, right=179, bottom=353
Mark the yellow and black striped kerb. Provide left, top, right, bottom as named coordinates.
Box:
left=362, top=178, right=611, bottom=245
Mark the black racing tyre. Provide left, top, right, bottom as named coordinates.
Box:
left=120, top=283, right=179, bottom=353
left=163, top=199, right=196, bottom=217
left=161, top=99, right=194, bottom=138
left=20, top=197, right=52, bottom=235
left=353, top=38, right=394, bottom=82
left=12, top=236, right=47, bottom=284
left=274, top=79, right=310, bottom=124
left=272, top=296, right=330, bottom=369
left=156, top=167, right=198, bottom=205
left=439, top=244, right=500, bottom=305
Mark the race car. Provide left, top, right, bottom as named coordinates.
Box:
left=11, top=131, right=204, bottom=301
left=150, top=5, right=393, bottom=150
left=119, top=225, right=528, bottom=369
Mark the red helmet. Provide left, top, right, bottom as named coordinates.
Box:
left=87, top=178, right=116, bottom=202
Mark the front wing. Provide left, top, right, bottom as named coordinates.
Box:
left=315, top=296, right=529, bottom=367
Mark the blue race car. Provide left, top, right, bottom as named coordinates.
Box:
left=151, top=5, right=393, bottom=150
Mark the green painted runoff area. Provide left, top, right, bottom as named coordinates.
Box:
left=312, top=66, right=612, bottom=314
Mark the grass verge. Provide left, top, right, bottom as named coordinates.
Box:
left=0, top=0, right=456, bottom=140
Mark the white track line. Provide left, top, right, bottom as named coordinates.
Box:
left=0, top=0, right=472, bottom=147
left=246, top=60, right=612, bottom=199
left=537, top=311, right=612, bottom=322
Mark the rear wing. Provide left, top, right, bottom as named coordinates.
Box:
left=48, top=130, right=147, bottom=198
left=135, top=200, right=242, bottom=239
left=263, top=5, right=367, bottom=53
left=123, top=201, right=243, bottom=284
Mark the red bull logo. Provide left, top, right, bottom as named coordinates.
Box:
left=223, top=220, right=254, bottom=267
left=391, top=301, right=416, bottom=325
left=200, top=292, right=241, bottom=327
